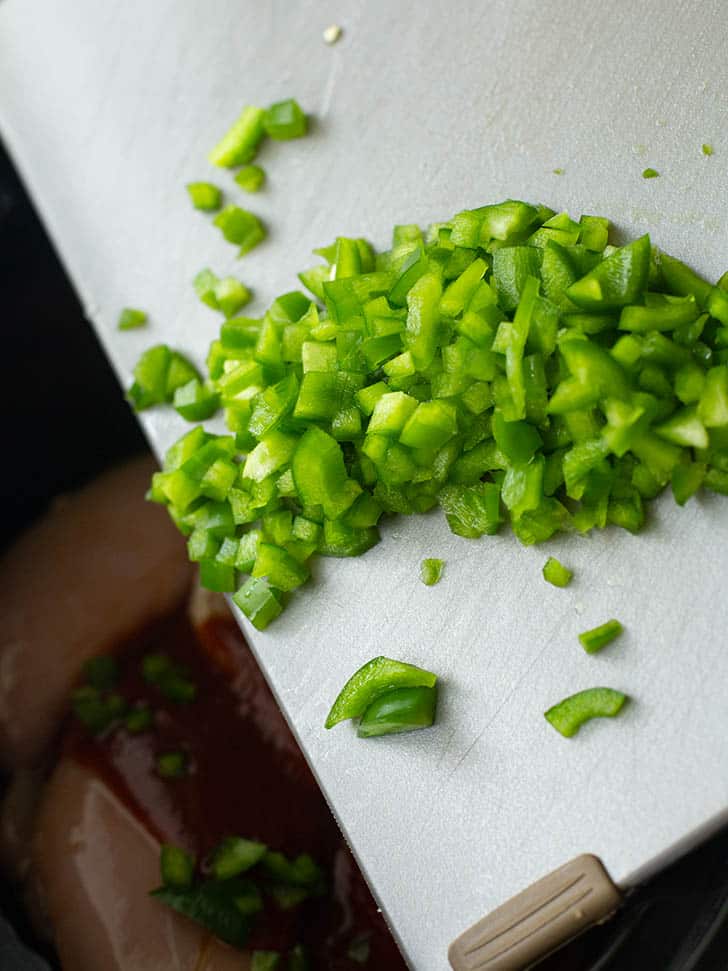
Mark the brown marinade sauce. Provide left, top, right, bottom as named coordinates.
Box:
left=66, top=607, right=406, bottom=969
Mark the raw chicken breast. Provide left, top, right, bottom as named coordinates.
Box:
left=0, top=455, right=192, bottom=768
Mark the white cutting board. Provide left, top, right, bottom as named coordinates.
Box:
left=2, top=1, right=728, bottom=967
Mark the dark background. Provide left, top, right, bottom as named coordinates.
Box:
left=1, top=138, right=726, bottom=970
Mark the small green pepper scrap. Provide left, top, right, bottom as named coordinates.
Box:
left=326, top=656, right=438, bottom=737
left=186, top=182, right=222, bottom=211
left=263, top=99, right=307, bottom=140
left=213, top=206, right=266, bottom=256
left=117, top=307, right=148, bottom=330
left=420, top=557, right=444, bottom=586
left=542, top=556, right=573, bottom=588
left=544, top=687, right=628, bottom=737
left=235, top=164, right=266, bottom=193
left=578, top=619, right=623, bottom=654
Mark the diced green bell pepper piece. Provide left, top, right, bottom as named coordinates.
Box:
left=566, top=235, right=650, bottom=310
left=405, top=272, right=442, bottom=368
left=492, top=247, right=542, bottom=313
left=199, top=559, right=237, bottom=592
left=697, top=366, right=728, bottom=427
left=213, top=206, right=266, bottom=255
left=252, top=543, right=309, bottom=592
left=325, top=656, right=437, bottom=728
left=671, top=461, right=706, bottom=505
left=292, top=427, right=361, bottom=519
left=357, top=685, right=438, bottom=738
left=262, top=99, right=307, bottom=139
left=174, top=379, right=220, bottom=421
left=243, top=431, right=298, bottom=482
left=542, top=556, right=573, bottom=588
left=235, top=164, right=265, bottom=193
left=619, top=293, right=699, bottom=332
left=233, top=577, right=282, bottom=630
left=209, top=105, right=265, bottom=167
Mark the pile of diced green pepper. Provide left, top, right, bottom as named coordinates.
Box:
left=142, top=199, right=728, bottom=630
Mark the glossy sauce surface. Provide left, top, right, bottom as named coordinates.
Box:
left=66, top=608, right=406, bottom=969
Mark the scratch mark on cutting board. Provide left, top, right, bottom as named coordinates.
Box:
left=441, top=637, right=554, bottom=787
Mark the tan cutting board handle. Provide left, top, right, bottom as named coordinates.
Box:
left=448, top=854, right=622, bottom=971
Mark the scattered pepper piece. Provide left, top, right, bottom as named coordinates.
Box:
left=209, top=106, right=265, bottom=167
left=542, top=556, right=573, bottom=588
left=235, top=164, right=266, bottom=193
left=420, top=557, right=444, bottom=586
left=642, top=167, right=660, bottom=179
left=156, top=750, right=188, bottom=779
left=186, top=182, right=222, bottom=211
left=578, top=619, right=624, bottom=654
left=213, top=205, right=266, bottom=255
left=263, top=99, right=307, bottom=140
left=117, top=307, right=147, bottom=330
left=545, top=687, right=628, bottom=737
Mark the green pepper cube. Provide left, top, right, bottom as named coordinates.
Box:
left=199, top=559, right=237, bottom=593
left=399, top=400, right=457, bottom=450
left=262, top=98, right=307, bottom=140
left=697, top=366, right=728, bottom=427
left=156, top=751, right=188, bottom=779
left=234, top=164, right=266, bottom=193
left=186, top=182, right=222, bottom=211
left=235, top=530, right=261, bottom=572
left=243, top=431, right=298, bottom=483
left=578, top=619, right=623, bottom=654
left=420, top=558, right=444, bottom=586
left=233, top=577, right=282, bottom=630
left=194, top=268, right=220, bottom=309
left=125, top=705, right=153, bottom=734
left=160, top=844, right=195, bottom=889
left=187, top=527, right=221, bottom=563
left=331, top=406, right=362, bottom=441
left=209, top=105, right=265, bottom=167
left=301, top=341, right=338, bottom=373
left=293, top=371, right=340, bottom=420
left=174, top=379, right=220, bottom=422
left=356, top=381, right=389, bottom=416
left=292, top=427, right=361, bottom=520
left=325, top=655, right=437, bottom=728
left=542, top=556, right=573, bottom=588
left=213, top=205, right=266, bottom=255
left=671, top=461, right=706, bottom=506
left=368, top=392, right=418, bottom=436
left=215, top=277, right=252, bottom=318
left=211, top=836, right=267, bottom=880
left=655, top=405, right=709, bottom=449
left=117, top=307, right=148, bottom=330
left=252, top=543, right=309, bottom=592
left=251, top=952, right=280, bottom=971
left=248, top=373, right=300, bottom=439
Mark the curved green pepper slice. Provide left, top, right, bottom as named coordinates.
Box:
left=544, top=687, right=628, bottom=738
left=325, top=656, right=437, bottom=729
left=357, top=686, right=437, bottom=738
